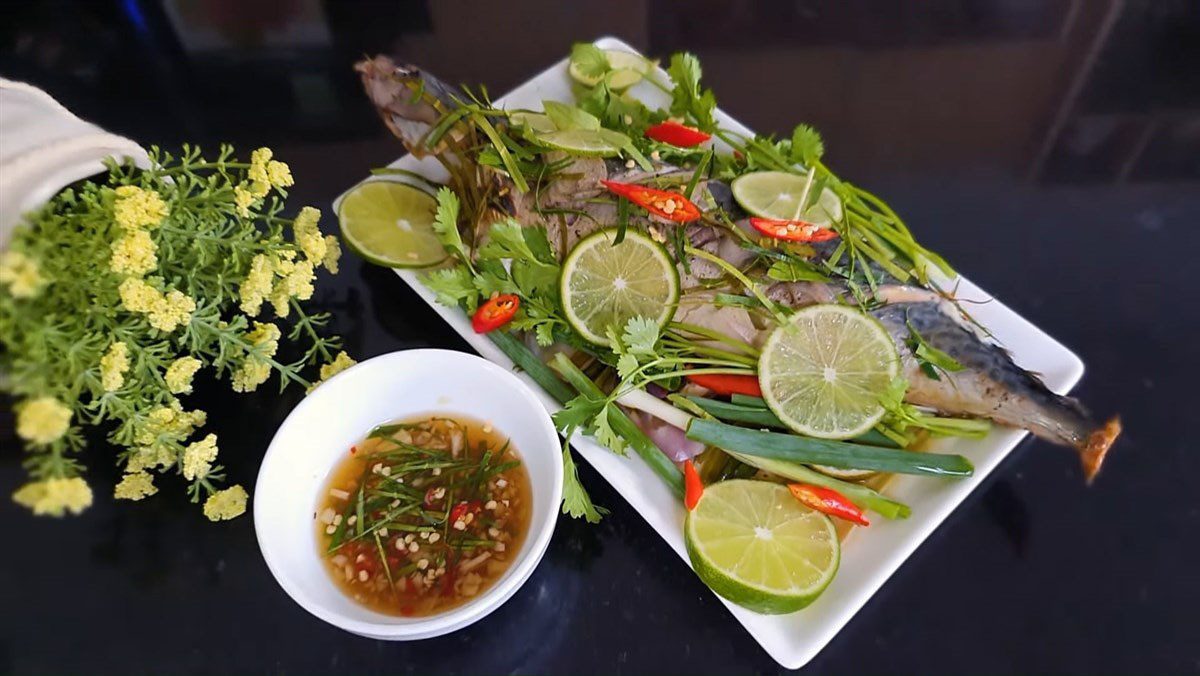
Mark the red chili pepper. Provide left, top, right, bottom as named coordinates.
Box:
left=644, top=121, right=711, bottom=147
left=600, top=180, right=702, bottom=223
left=686, top=373, right=763, bottom=398
left=448, top=500, right=481, bottom=524
left=423, top=487, right=439, bottom=508
left=472, top=294, right=520, bottom=333
left=684, top=459, right=703, bottom=511
left=788, top=483, right=869, bottom=526
left=749, top=217, right=839, bottom=243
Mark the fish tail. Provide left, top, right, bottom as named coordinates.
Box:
left=1079, top=416, right=1121, bottom=483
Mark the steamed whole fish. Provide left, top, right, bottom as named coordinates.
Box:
left=355, top=55, right=1121, bottom=481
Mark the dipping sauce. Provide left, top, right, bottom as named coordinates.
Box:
left=316, top=415, right=531, bottom=617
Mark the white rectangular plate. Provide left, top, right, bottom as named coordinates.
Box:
left=337, top=37, right=1084, bottom=669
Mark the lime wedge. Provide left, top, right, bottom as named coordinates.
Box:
left=730, top=171, right=843, bottom=225
left=338, top=181, right=446, bottom=268
left=509, top=111, right=557, bottom=134
left=560, top=228, right=679, bottom=346
left=532, top=129, right=623, bottom=157
left=685, top=480, right=839, bottom=614
left=759, top=304, right=900, bottom=439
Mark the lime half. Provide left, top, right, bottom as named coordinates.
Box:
left=759, top=304, right=900, bottom=439
left=531, top=129, right=623, bottom=157
left=338, top=181, right=446, bottom=268
left=731, top=171, right=844, bottom=226
left=685, top=480, right=839, bottom=614
left=560, top=228, right=679, bottom=346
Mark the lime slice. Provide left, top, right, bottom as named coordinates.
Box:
left=532, top=129, right=623, bottom=157
left=509, top=111, right=557, bottom=134
left=685, top=480, right=839, bottom=614
left=604, top=49, right=651, bottom=74
left=560, top=228, right=679, bottom=346
left=568, top=59, right=605, bottom=87
left=604, top=68, right=643, bottom=90
left=759, top=304, right=900, bottom=439
left=730, top=171, right=843, bottom=225
left=338, top=181, right=446, bottom=268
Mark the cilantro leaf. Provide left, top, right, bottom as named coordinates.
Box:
left=479, top=219, right=539, bottom=261
left=667, top=53, right=717, bottom=132
left=560, top=442, right=608, bottom=523
left=543, top=100, right=601, bottom=131
left=622, top=316, right=660, bottom=355
left=431, top=187, right=468, bottom=263
left=472, top=259, right=519, bottom=297
left=569, top=43, right=610, bottom=81
left=552, top=394, right=605, bottom=432
left=422, top=265, right=478, bottom=311
left=789, top=124, right=825, bottom=167
left=592, top=408, right=627, bottom=456
left=616, top=353, right=640, bottom=380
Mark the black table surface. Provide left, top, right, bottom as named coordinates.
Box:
left=2, top=3, right=1198, bottom=674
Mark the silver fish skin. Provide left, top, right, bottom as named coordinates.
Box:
left=870, top=299, right=1119, bottom=481
left=357, top=56, right=1121, bottom=481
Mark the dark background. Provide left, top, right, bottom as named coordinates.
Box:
left=2, top=1, right=1198, bottom=674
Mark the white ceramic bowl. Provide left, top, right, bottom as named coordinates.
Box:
left=253, top=349, right=563, bottom=640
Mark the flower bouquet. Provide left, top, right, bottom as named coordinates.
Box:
left=1, top=145, right=351, bottom=520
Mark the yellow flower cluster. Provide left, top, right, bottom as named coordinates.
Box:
left=114, top=471, right=158, bottom=501
left=16, top=396, right=72, bottom=445
left=12, top=477, right=93, bottom=516
left=238, top=254, right=274, bottom=316
left=99, top=341, right=130, bottom=392
left=233, top=185, right=255, bottom=218
left=0, top=250, right=46, bottom=298
left=308, top=351, right=357, bottom=393
left=118, top=278, right=196, bottom=332
left=271, top=255, right=315, bottom=317
left=232, top=322, right=281, bottom=392
left=109, top=228, right=158, bottom=276
left=127, top=401, right=207, bottom=471
left=246, top=147, right=294, bottom=197
left=165, top=356, right=202, bottom=394
left=203, top=485, right=248, bottom=521
left=293, top=207, right=326, bottom=263
left=182, top=433, right=219, bottom=481
left=113, top=185, right=167, bottom=230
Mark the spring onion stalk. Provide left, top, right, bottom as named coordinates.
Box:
left=617, top=388, right=693, bottom=430
left=686, top=397, right=902, bottom=448
left=686, top=419, right=974, bottom=477
left=550, top=354, right=685, bottom=496
left=727, top=451, right=911, bottom=520
left=488, top=331, right=576, bottom=404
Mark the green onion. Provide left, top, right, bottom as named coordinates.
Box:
left=686, top=418, right=973, bottom=477
left=727, top=451, right=910, bottom=520
left=488, top=331, right=576, bottom=403
left=685, top=397, right=902, bottom=448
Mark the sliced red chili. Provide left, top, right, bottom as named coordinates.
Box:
left=644, top=121, right=711, bottom=147
left=472, top=294, right=519, bottom=333
left=448, top=500, right=481, bottom=524
left=686, top=373, right=762, bottom=398
left=749, top=217, right=839, bottom=243
left=600, top=180, right=701, bottom=223
left=684, top=459, right=704, bottom=511
left=788, top=483, right=869, bottom=526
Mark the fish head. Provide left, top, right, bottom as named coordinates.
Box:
left=355, top=55, right=464, bottom=156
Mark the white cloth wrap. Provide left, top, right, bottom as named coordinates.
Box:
left=0, top=78, right=149, bottom=248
